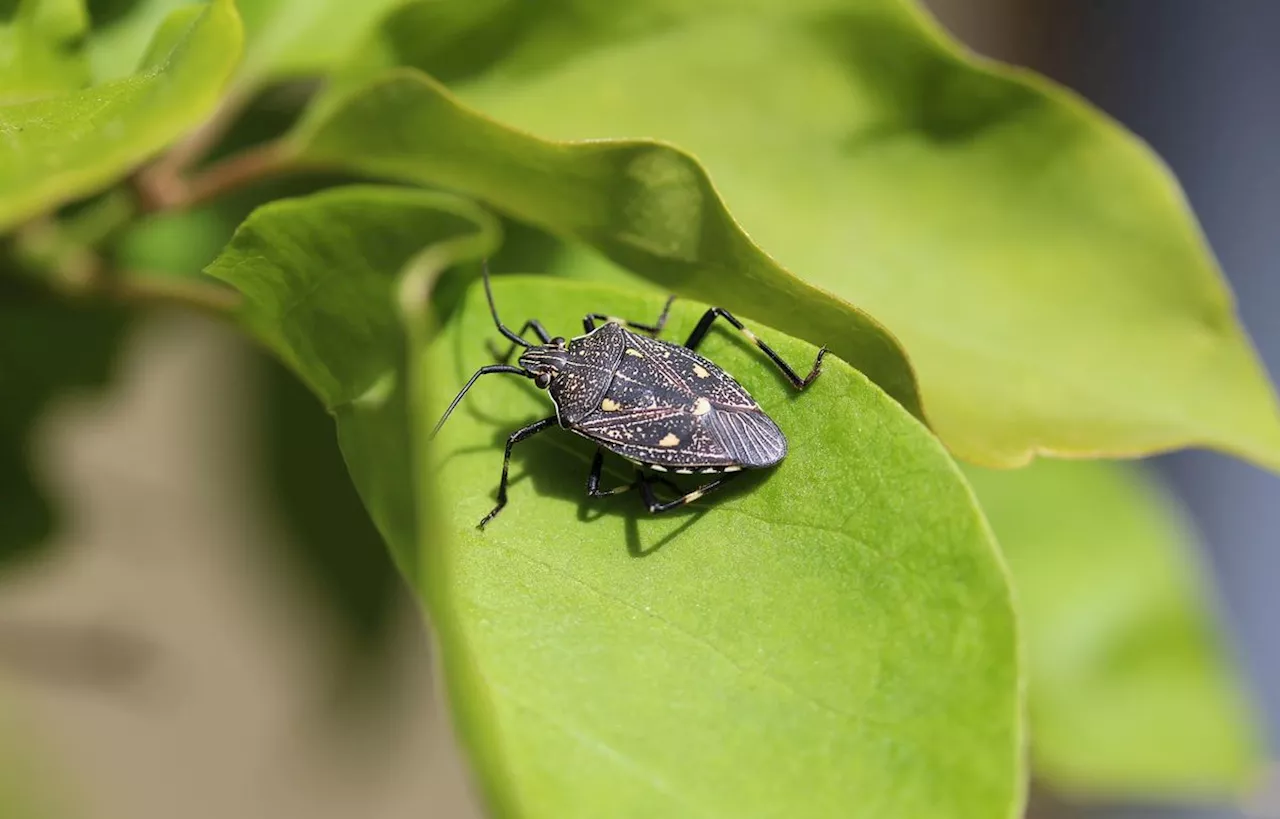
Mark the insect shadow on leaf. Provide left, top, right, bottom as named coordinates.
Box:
left=494, top=419, right=767, bottom=556
left=430, top=262, right=827, bottom=531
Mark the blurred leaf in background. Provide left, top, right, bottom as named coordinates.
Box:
left=296, top=0, right=1280, bottom=473
left=0, top=275, right=128, bottom=569
left=0, top=0, right=90, bottom=103
left=85, top=0, right=191, bottom=82
left=232, top=0, right=403, bottom=93
left=0, top=0, right=242, bottom=231
left=966, top=459, right=1264, bottom=799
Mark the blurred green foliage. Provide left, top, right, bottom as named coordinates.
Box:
left=2, top=0, right=1276, bottom=816
left=967, top=460, right=1263, bottom=797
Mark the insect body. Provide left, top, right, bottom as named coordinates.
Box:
left=432, top=265, right=827, bottom=529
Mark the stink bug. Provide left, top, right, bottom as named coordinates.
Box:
left=432, top=264, right=827, bottom=529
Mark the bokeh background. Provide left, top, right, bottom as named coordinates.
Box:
left=1, top=2, right=1277, bottom=818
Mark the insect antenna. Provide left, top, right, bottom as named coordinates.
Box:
left=430, top=364, right=531, bottom=438
left=482, top=260, right=533, bottom=350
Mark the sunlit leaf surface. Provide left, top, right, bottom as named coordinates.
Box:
left=295, top=0, right=1280, bottom=470
left=206, top=185, right=1023, bottom=819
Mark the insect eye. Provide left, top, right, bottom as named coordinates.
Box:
left=534, top=372, right=553, bottom=389
left=551, top=336, right=567, bottom=348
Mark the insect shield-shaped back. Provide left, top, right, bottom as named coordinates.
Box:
left=429, top=263, right=826, bottom=528
left=554, top=324, right=788, bottom=472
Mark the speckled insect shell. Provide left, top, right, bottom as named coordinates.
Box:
left=521, top=322, right=787, bottom=474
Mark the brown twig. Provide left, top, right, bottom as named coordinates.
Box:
left=134, top=139, right=298, bottom=213
left=14, top=217, right=241, bottom=317
left=180, top=140, right=296, bottom=209
left=96, top=271, right=243, bottom=317
left=134, top=91, right=248, bottom=206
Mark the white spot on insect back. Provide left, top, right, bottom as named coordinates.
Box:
left=650, top=464, right=668, bottom=472
left=723, top=466, right=742, bottom=472
left=691, top=397, right=711, bottom=416
left=626, top=348, right=644, bottom=358
left=601, top=398, right=621, bottom=411
left=659, top=433, right=680, bottom=447
left=692, top=364, right=710, bottom=379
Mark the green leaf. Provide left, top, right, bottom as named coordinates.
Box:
left=100, top=0, right=406, bottom=94
left=0, top=0, right=242, bottom=232
left=0, top=0, right=89, bottom=103
left=206, top=185, right=1023, bottom=819
left=964, top=459, right=1263, bottom=798
left=0, top=275, right=128, bottom=568
left=289, top=71, right=925, bottom=429
left=205, top=185, right=503, bottom=569
left=419, top=278, right=1020, bottom=819
left=232, top=0, right=405, bottom=91
left=86, top=0, right=191, bottom=82
left=297, top=0, right=1280, bottom=470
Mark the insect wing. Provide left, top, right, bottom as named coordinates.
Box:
left=571, top=329, right=786, bottom=468
left=574, top=404, right=738, bottom=467
left=622, top=331, right=758, bottom=409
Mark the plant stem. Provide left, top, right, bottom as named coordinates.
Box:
left=11, top=218, right=241, bottom=318
left=181, top=141, right=296, bottom=209
left=134, top=91, right=248, bottom=207
left=134, top=139, right=298, bottom=213
left=95, top=272, right=243, bottom=317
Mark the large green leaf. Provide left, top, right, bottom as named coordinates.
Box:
left=0, top=0, right=89, bottom=103
left=964, top=459, right=1263, bottom=798
left=293, top=0, right=1280, bottom=470
left=206, top=185, right=1023, bottom=819
left=289, top=72, right=924, bottom=426
left=0, top=0, right=241, bottom=231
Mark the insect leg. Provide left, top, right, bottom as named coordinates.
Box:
left=636, top=471, right=741, bottom=514
left=582, top=295, right=676, bottom=335
left=683, top=308, right=827, bottom=390
left=585, top=450, right=679, bottom=497
left=585, top=449, right=634, bottom=497
left=478, top=416, right=559, bottom=530
left=488, top=319, right=552, bottom=363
